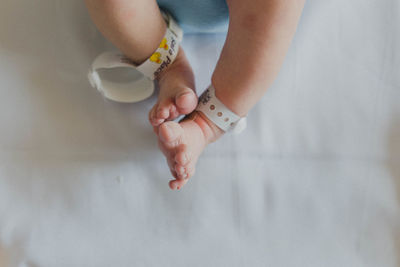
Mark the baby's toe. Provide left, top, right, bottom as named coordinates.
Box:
left=170, top=168, right=179, bottom=180
left=167, top=105, right=180, bottom=120
left=174, top=164, right=186, bottom=177
left=169, top=178, right=188, bottom=190
left=168, top=180, right=179, bottom=190
left=156, top=107, right=169, bottom=120
left=166, top=158, right=177, bottom=176
left=149, top=105, right=163, bottom=126
left=186, top=164, right=196, bottom=179
left=175, top=146, right=191, bottom=166
left=175, top=89, right=197, bottom=115
left=152, top=101, right=172, bottom=125
left=174, top=158, right=197, bottom=180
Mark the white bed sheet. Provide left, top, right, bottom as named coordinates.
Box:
left=0, top=0, right=399, bottom=266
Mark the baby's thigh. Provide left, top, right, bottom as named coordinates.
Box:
left=156, top=0, right=229, bottom=33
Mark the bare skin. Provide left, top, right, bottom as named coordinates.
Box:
left=84, top=0, right=306, bottom=190
left=85, top=0, right=198, bottom=126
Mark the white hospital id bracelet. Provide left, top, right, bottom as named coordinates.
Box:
left=87, top=11, right=183, bottom=103
left=196, top=84, right=247, bottom=134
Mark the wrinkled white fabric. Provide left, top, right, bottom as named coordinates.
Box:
left=0, top=0, right=399, bottom=267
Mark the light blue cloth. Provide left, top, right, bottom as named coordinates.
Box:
left=157, top=0, right=229, bottom=33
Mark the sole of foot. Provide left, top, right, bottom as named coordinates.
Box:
left=157, top=111, right=224, bottom=190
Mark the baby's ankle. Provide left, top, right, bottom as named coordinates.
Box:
left=186, top=110, right=225, bottom=144
left=155, top=46, right=188, bottom=83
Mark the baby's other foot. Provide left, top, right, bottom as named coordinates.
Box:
left=157, top=111, right=224, bottom=190
left=149, top=48, right=197, bottom=127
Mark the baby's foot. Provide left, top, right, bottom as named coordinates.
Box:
left=149, top=48, right=197, bottom=127
left=157, top=111, right=224, bottom=190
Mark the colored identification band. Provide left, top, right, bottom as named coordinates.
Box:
left=134, top=12, right=183, bottom=80
left=196, top=84, right=247, bottom=133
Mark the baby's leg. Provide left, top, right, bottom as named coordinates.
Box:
left=85, top=0, right=197, bottom=126
left=158, top=0, right=306, bottom=190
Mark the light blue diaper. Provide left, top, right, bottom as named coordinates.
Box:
left=156, top=0, right=229, bottom=33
